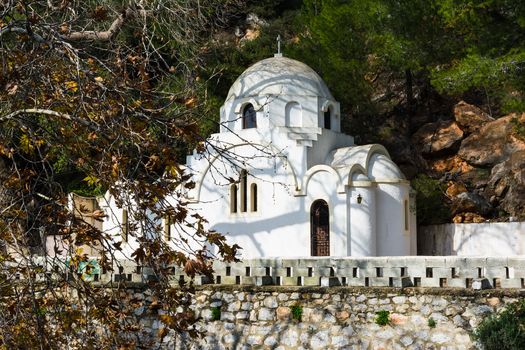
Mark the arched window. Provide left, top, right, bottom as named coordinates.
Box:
left=242, top=104, right=257, bottom=129
left=122, top=209, right=129, bottom=242
left=311, top=199, right=330, bottom=256
left=250, top=183, right=258, bottom=212
left=324, top=108, right=331, bottom=130
left=230, top=184, right=238, bottom=213
left=164, top=216, right=171, bottom=241
left=285, top=102, right=302, bottom=127
left=240, top=170, right=248, bottom=212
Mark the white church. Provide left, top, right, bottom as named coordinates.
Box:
left=181, top=53, right=417, bottom=258
left=52, top=54, right=417, bottom=259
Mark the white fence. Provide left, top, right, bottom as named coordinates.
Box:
left=11, top=256, right=525, bottom=290
left=419, top=222, right=525, bottom=256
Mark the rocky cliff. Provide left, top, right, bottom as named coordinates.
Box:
left=384, top=101, right=525, bottom=224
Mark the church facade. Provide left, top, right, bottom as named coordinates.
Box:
left=183, top=55, right=417, bottom=258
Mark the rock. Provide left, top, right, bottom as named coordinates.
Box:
left=446, top=181, right=467, bottom=198
left=451, top=192, right=491, bottom=215
left=331, top=335, right=349, bottom=347
left=453, top=101, right=494, bottom=134
left=429, top=155, right=474, bottom=175
left=376, top=327, right=395, bottom=339
left=263, top=296, right=278, bottom=308
left=458, top=114, right=525, bottom=166
left=310, top=331, right=330, bottom=349
left=276, top=306, right=291, bottom=320
left=227, top=301, right=241, bottom=312
left=281, top=329, right=299, bottom=347
left=430, top=333, right=451, bottom=344
left=400, top=336, right=414, bottom=346
left=246, top=335, right=262, bottom=345
left=336, top=310, right=350, bottom=321
left=258, top=308, right=274, bottom=321
left=487, top=297, right=500, bottom=306
left=453, top=315, right=466, bottom=327
left=236, top=312, right=249, bottom=320
left=412, top=120, right=464, bottom=154
left=241, top=302, right=253, bottom=310
left=487, top=151, right=525, bottom=218
left=264, top=336, right=277, bottom=347
left=452, top=212, right=486, bottom=223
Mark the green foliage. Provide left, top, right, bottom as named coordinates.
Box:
left=211, top=306, right=221, bottom=321
left=411, top=175, right=450, bottom=225
left=428, top=317, right=436, bottom=328
left=474, top=299, right=525, bottom=350
left=291, top=304, right=303, bottom=321
left=375, top=310, right=390, bottom=326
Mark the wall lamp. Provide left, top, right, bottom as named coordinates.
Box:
left=357, top=194, right=362, bottom=204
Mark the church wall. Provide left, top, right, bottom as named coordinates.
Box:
left=306, top=129, right=354, bottom=169
left=376, top=183, right=412, bottom=256
left=348, top=185, right=377, bottom=256
left=305, top=170, right=347, bottom=256
left=192, top=142, right=310, bottom=258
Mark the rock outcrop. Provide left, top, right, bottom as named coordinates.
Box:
left=458, top=114, right=525, bottom=166
left=409, top=101, right=525, bottom=221
left=453, top=101, right=494, bottom=134
left=412, top=120, right=463, bottom=154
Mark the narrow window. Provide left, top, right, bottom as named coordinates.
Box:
left=324, top=108, right=331, bottom=130
left=404, top=199, right=409, bottom=231
left=164, top=216, right=171, bottom=241
left=240, top=170, right=248, bottom=212
left=250, top=183, right=257, bottom=212
left=242, top=104, right=257, bottom=129
left=230, top=184, right=238, bottom=213
left=122, top=209, right=129, bottom=242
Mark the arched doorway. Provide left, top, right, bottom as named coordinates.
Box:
left=311, top=200, right=329, bottom=256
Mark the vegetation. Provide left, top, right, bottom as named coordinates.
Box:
left=411, top=175, right=450, bottom=225
left=0, top=0, right=242, bottom=348
left=211, top=307, right=222, bottom=321
left=375, top=310, right=390, bottom=326
left=474, top=299, right=525, bottom=350
left=291, top=304, right=303, bottom=321
left=428, top=317, right=436, bottom=328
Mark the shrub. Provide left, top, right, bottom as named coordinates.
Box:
left=428, top=317, right=436, bottom=328
left=375, top=310, right=390, bottom=326
left=210, top=306, right=221, bottom=321
left=474, top=299, right=525, bottom=350
left=411, top=174, right=450, bottom=225
left=291, top=305, right=303, bottom=321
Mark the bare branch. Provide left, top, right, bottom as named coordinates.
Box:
left=63, top=8, right=146, bottom=42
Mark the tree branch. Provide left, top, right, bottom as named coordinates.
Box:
left=0, top=108, right=93, bottom=128
left=64, top=8, right=146, bottom=42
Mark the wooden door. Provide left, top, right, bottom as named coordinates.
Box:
left=311, top=200, right=329, bottom=256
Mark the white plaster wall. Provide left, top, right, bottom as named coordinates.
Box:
left=348, top=186, right=377, bottom=256
left=376, top=183, right=411, bottom=256
left=419, top=222, right=525, bottom=256
left=305, top=170, right=347, bottom=257
left=192, top=142, right=306, bottom=258
left=306, top=129, right=354, bottom=169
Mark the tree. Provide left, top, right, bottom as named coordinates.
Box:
left=0, top=1, right=241, bottom=348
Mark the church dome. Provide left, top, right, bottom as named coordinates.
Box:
left=226, top=56, right=334, bottom=100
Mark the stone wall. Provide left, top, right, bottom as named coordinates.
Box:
left=164, top=286, right=523, bottom=349
left=419, top=222, right=525, bottom=256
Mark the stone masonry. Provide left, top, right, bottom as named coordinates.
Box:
left=157, top=286, right=524, bottom=350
